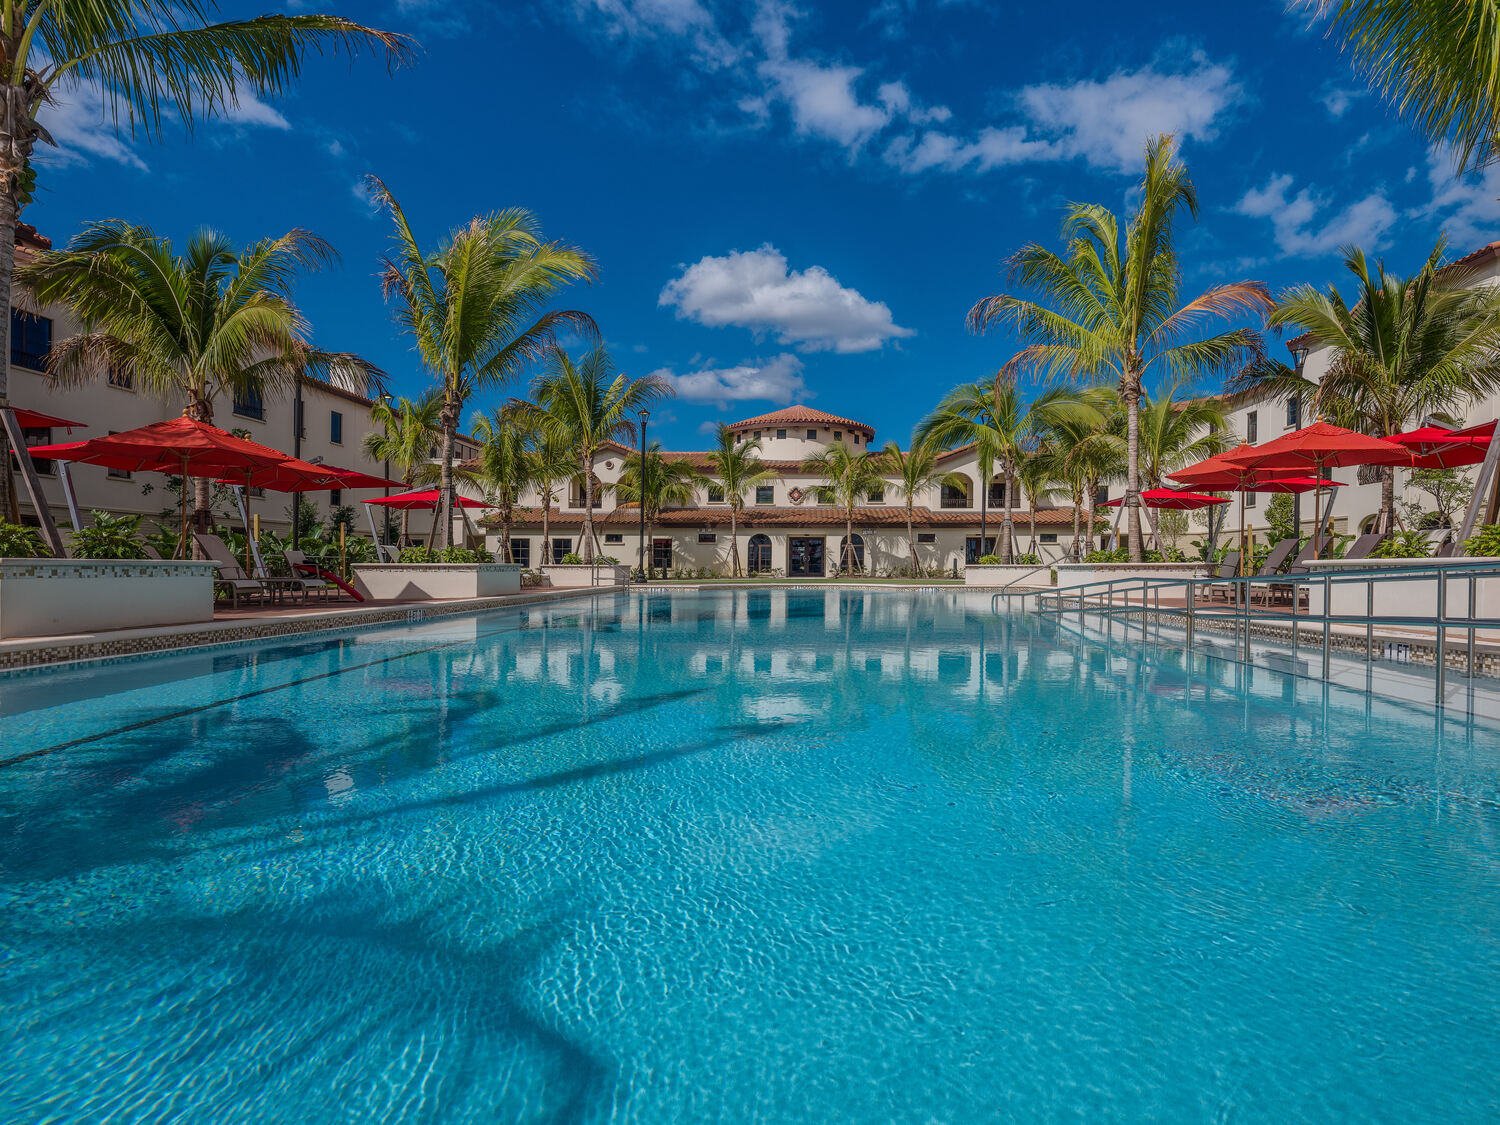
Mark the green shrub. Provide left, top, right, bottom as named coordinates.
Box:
left=591, top=555, right=619, bottom=566
left=0, top=521, right=47, bottom=558
left=560, top=551, right=585, bottom=564
left=1462, top=523, right=1500, bottom=557
left=398, top=546, right=433, bottom=563
left=71, top=511, right=147, bottom=559
left=1015, top=552, right=1041, bottom=565
left=1371, top=530, right=1431, bottom=559
left=975, top=554, right=1003, bottom=564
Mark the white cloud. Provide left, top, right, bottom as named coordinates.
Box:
left=567, top=0, right=737, bottom=66
left=1235, top=173, right=1398, bottom=257
left=1321, top=87, right=1362, bottom=119
left=651, top=354, right=809, bottom=406
left=35, top=76, right=288, bottom=171
left=1420, top=146, right=1500, bottom=248
left=885, top=125, right=1059, bottom=174
left=660, top=245, right=913, bottom=353
left=757, top=57, right=892, bottom=149
left=1014, top=56, right=1243, bottom=173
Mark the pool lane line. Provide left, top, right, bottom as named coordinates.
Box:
left=0, top=610, right=609, bottom=771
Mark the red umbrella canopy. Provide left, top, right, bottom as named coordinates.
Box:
left=1102, top=488, right=1229, bottom=510
left=214, top=456, right=351, bottom=492
left=1220, top=421, right=1413, bottom=472
left=1242, top=476, right=1343, bottom=495
left=365, top=488, right=491, bottom=511
left=27, top=416, right=292, bottom=475
left=323, top=465, right=407, bottom=489
left=11, top=406, right=85, bottom=431
left=1384, top=421, right=1494, bottom=470
left=1168, top=444, right=1308, bottom=488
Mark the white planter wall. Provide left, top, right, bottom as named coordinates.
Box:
left=542, top=564, right=631, bottom=588
left=1303, top=558, right=1500, bottom=620
left=1055, top=562, right=1208, bottom=589
left=351, top=563, right=521, bottom=602
left=0, top=559, right=217, bottom=638
left=964, top=564, right=1056, bottom=588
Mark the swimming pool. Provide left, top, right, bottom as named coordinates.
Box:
left=1, top=589, right=1496, bottom=1121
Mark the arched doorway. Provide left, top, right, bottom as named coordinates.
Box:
left=747, top=534, right=773, bottom=574
left=839, top=533, right=866, bottom=572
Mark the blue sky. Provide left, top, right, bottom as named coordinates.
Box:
left=25, top=0, right=1500, bottom=448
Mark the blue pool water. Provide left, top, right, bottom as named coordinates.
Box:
left=1, top=589, right=1497, bottom=1122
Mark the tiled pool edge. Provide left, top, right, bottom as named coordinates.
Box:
left=0, top=587, right=609, bottom=674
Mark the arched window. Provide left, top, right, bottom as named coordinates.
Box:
left=940, top=474, right=972, bottom=509
left=747, top=534, right=773, bottom=574
left=569, top=474, right=604, bottom=508
left=838, top=533, right=866, bottom=572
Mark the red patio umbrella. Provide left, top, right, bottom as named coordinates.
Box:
left=365, top=488, right=491, bottom=511
left=29, top=416, right=293, bottom=558
left=1384, top=421, right=1494, bottom=470
left=10, top=407, right=85, bottom=431
left=1221, top=423, right=1413, bottom=558
left=1102, top=488, right=1228, bottom=510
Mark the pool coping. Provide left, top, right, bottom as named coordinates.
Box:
left=0, top=586, right=612, bottom=674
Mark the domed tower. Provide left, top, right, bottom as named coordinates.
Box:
left=724, top=405, right=875, bottom=460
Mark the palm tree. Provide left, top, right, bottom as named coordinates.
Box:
left=1129, top=383, right=1232, bottom=489
left=803, top=444, right=882, bottom=574
left=1231, top=240, right=1500, bottom=531
left=915, top=377, right=1046, bottom=562
left=616, top=441, right=704, bottom=577
left=371, top=177, right=597, bottom=549
left=1311, top=1, right=1500, bottom=171
left=18, top=220, right=378, bottom=534
left=1016, top=451, right=1064, bottom=558
left=877, top=436, right=951, bottom=572
left=0, top=3, right=407, bottom=484
left=968, top=134, right=1269, bottom=561
left=1032, top=388, right=1122, bottom=559
left=363, top=392, right=441, bottom=546
left=524, top=345, right=670, bottom=559
left=471, top=405, right=532, bottom=563
left=705, top=423, right=773, bottom=577
left=526, top=425, right=575, bottom=567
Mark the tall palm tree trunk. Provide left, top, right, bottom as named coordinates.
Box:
left=1122, top=374, right=1145, bottom=561
left=581, top=450, right=598, bottom=559
left=1380, top=467, right=1396, bottom=533
left=729, top=505, right=741, bottom=577
left=541, top=495, right=552, bottom=566
left=1070, top=487, right=1083, bottom=560
left=906, top=502, right=917, bottom=574
left=1002, top=464, right=1017, bottom=562
left=437, top=392, right=460, bottom=551
left=0, top=111, right=30, bottom=523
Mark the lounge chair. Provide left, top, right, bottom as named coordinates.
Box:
left=1248, top=538, right=1300, bottom=605
left=283, top=550, right=339, bottom=602
left=1205, top=549, right=1241, bottom=603
left=193, top=532, right=269, bottom=608
left=1434, top=536, right=1457, bottom=558
left=1339, top=532, right=1385, bottom=563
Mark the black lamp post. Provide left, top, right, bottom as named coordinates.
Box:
left=637, top=409, right=649, bottom=582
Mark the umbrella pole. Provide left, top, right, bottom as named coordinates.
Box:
left=243, top=471, right=255, bottom=576
left=1312, top=458, right=1323, bottom=559
left=178, top=455, right=190, bottom=559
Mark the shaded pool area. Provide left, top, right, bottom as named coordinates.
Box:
left=1, top=590, right=1497, bottom=1121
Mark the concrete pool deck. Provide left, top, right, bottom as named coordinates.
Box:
left=0, top=587, right=608, bottom=671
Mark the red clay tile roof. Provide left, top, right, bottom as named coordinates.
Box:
left=488, top=505, right=1086, bottom=530
left=726, top=405, right=875, bottom=437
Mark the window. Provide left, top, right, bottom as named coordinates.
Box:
left=551, top=537, right=572, bottom=564
left=988, top=481, right=1006, bottom=507
left=233, top=384, right=265, bottom=421
left=806, top=428, right=817, bottom=440
left=9, top=310, right=51, bottom=370
left=867, top=487, right=884, bottom=503
left=106, top=431, right=132, bottom=480
left=833, top=430, right=842, bottom=441
left=917, top=532, right=936, bottom=544
left=107, top=366, right=134, bottom=391
left=697, top=532, right=716, bottom=544
left=17, top=427, right=54, bottom=476
left=604, top=532, right=624, bottom=544
left=707, top=484, right=725, bottom=503
left=652, top=538, right=673, bottom=571
left=1245, top=490, right=1258, bottom=509
left=748, top=534, right=772, bottom=573
left=1094, top=485, right=1109, bottom=506
left=329, top=489, right=343, bottom=507
left=569, top=476, right=604, bottom=508
left=776, top=428, right=787, bottom=440
left=1040, top=533, right=1058, bottom=544
left=755, top=485, right=774, bottom=505
left=940, top=480, right=970, bottom=508
left=1286, top=396, right=1301, bottom=429
left=1246, top=410, right=1258, bottom=443
left=330, top=411, right=343, bottom=445
left=509, top=538, right=530, bottom=567
left=965, top=536, right=997, bottom=564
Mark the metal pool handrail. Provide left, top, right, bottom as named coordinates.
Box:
left=1024, top=561, right=1500, bottom=713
